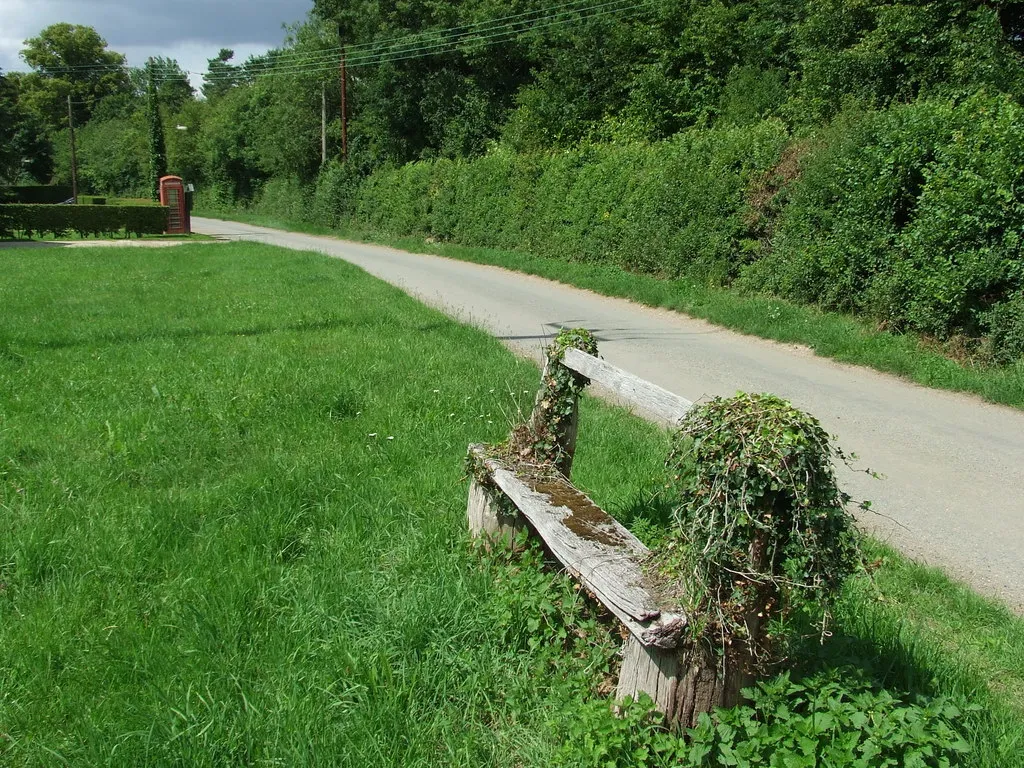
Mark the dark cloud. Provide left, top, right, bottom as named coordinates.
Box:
left=41, top=0, right=313, bottom=48
left=1, top=0, right=313, bottom=75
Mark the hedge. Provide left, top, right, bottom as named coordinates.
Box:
left=245, top=96, right=1024, bottom=363
left=0, top=204, right=169, bottom=239
left=0, top=185, right=74, bottom=205
left=353, top=120, right=790, bottom=282
left=743, top=93, right=1024, bottom=346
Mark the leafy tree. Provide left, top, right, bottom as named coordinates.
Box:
left=0, top=69, right=21, bottom=181
left=0, top=69, right=53, bottom=183
left=166, top=99, right=206, bottom=185
left=51, top=115, right=148, bottom=196
left=19, top=23, right=130, bottom=129
left=202, top=49, right=242, bottom=100
left=132, top=57, right=194, bottom=111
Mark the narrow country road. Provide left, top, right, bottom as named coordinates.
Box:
left=194, top=217, right=1024, bottom=611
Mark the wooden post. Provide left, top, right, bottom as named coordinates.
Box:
left=339, top=47, right=348, bottom=161
left=466, top=477, right=524, bottom=548
left=617, top=636, right=681, bottom=719
left=67, top=94, right=79, bottom=204
left=526, top=357, right=581, bottom=479
left=617, top=635, right=755, bottom=729
left=617, top=527, right=771, bottom=728
left=321, top=83, right=327, bottom=166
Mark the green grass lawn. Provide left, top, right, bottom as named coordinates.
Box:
left=197, top=209, right=1024, bottom=411
left=1, top=243, right=1021, bottom=766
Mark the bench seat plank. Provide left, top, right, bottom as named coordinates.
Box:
left=469, top=445, right=687, bottom=648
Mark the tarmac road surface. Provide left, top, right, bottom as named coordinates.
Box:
left=194, top=217, right=1024, bottom=612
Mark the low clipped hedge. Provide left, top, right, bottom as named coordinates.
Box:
left=0, top=204, right=169, bottom=239
left=354, top=120, right=790, bottom=283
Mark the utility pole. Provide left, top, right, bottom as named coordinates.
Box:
left=339, top=46, right=348, bottom=161
left=321, top=83, right=328, bottom=165
left=67, top=94, right=79, bottom=204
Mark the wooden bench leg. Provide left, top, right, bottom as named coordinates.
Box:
left=617, top=635, right=755, bottom=729
left=616, top=635, right=680, bottom=721
left=466, top=476, right=524, bottom=547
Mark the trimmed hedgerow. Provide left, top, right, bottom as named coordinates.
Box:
left=0, top=204, right=169, bottom=239
left=744, top=93, right=1024, bottom=350
left=354, top=121, right=790, bottom=283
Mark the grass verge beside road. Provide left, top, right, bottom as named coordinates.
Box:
left=198, top=210, right=1024, bottom=411
left=1, top=243, right=1021, bottom=765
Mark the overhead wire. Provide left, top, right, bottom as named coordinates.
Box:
left=231, top=0, right=646, bottom=70
left=25, top=0, right=637, bottom=78
left=192, top=0, right=656, bottom=83
left=18, top=0, right=656, bottom=84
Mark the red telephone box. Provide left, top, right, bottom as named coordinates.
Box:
left=159, top=176, right=191, bottom=234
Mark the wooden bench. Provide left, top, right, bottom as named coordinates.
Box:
left=466, top=333, right=709, bottom=724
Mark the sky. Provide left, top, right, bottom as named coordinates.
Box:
left=0, top=0, right=314, bottom=89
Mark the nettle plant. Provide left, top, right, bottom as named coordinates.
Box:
left=662, top=393, right=863, bottom=667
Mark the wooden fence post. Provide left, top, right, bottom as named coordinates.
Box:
left=616, top=636, right=681, bottom=720
left=466, top=457, right=525, bottom=547
left=617, top=635, right=756, bottom=730
left=526, top=356, right=582, bottom=478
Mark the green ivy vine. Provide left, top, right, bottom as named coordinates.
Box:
left=501, top=328, right=598, bottom=475
left=661, top=392, right=863, bottom=664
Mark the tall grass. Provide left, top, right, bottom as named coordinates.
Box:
left=1, top=243, right=1020, bottom=766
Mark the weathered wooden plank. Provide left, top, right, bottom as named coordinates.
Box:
left=468, top=445, right=687, bottom=648
left=560, top=347, right=693, bottom=426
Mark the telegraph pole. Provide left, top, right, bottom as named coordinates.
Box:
left=67, top=94, right=79, bottom=204
left=339, top=46, right=348, bottom=161
left=321, top=83, right=328, bottom=165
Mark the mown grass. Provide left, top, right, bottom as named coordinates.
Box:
left=197, top=209, right=1024, bottom=410
left=1, top=243, right=1021, bottom=766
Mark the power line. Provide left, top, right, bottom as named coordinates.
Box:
left=236, top=0, right=643, bottom=69
left=192, top=0, right=655, bottom=83
left=22, top=0, right=638, bottom=78
left=21, top=0, right=656, bottom=85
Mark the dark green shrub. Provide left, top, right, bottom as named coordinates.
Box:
left=746, top=93, right=1024, bottom=340
left=356, top=160, right=437, bottom=235
left=0, top=204, right=168, bottom=238
left=984, top=292, right=1024, bottom=365
left=352, top=121, right=789, bottom=283
left=248, top=177, right=312, bottom=224
left=310, top=161, right=363, bottom=228
left=0, top=186, right=73, bottom=204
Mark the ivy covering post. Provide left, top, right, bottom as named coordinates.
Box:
left=147, top=62, right=167, bottom=202
left=520, top=328, right=598, bottom=477
left=466, top=328, right=598, bottom=544
left=649, top=393, right=862, bottom=728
